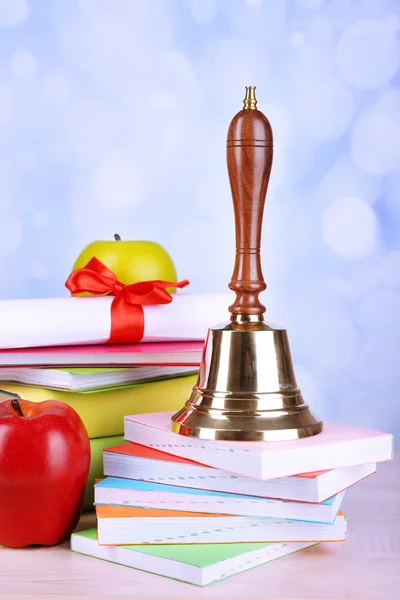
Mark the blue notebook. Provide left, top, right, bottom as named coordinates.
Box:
left=94, top=477, right=346, bottom=523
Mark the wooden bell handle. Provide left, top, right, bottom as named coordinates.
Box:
left=227, top=86, right=273, bottom=317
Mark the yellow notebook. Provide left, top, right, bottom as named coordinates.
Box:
left=0, top=375, right=196, bottom=439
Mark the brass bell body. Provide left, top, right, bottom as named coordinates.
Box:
left=171, top=320, right=322, bottom=441
left=171, top=87, right=323, bottom=442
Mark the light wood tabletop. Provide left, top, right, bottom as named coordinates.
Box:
left=1, top=455, right=399, bottom=600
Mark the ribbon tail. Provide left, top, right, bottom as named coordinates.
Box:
left=176, top=279, right=190, bottom=289
left=107, top=294, right=144, bottom=345
left=154, top=279, right=190, bottom=290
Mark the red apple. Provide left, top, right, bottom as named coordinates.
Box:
left=0, top=397, right=90, bottom=548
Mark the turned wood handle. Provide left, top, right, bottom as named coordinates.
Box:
left=227, top=86, right=273, bottom=317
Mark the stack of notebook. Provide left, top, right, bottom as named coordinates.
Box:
left=0, top=344, right=202, bottom=508
left=71, top=411, right=393, bottom=586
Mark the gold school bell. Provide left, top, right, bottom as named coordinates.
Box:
left=171, top=86, right=323, bottom=442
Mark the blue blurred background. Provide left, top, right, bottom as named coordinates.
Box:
left=0, top=0, right=399, bottom=440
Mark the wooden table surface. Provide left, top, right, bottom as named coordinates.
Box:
left=1, top=456, right=399, bottom=600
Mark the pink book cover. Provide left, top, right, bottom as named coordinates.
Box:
left=0, top=341, right=203, bottom=356
left=125, top=411, right=393, bottom=453
left=0, top=341, right=204, bottom=367
left=124, top=411, right=393, bottom=480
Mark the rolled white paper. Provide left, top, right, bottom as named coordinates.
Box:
left=0, top=293, right=233, bottom=349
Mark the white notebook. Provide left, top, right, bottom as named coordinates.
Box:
left=96, top=505, right=347, bottom=545
left=0, top=365, right=196, bottom=391
left=124, top=411, right=393, bottom=480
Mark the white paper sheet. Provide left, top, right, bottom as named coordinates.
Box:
left=0, top=293, right=233, bottom=349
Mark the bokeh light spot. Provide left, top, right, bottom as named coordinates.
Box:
left=0, top=0, right=28, bottom=27
left=297, top=77, right=355, bottom=140
left=351, top=109, right=400, bottom=175
left=322, top=196, right=378, bottom=257
left=337, top=19, right=400, bottom=89
left=185, top=0, right=217, bottom=24
left=10, top=49, right=37, bottom=81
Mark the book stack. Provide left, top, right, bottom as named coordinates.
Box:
left=72, top=410, right=393, bottom=586
left=0, top=292, right=230, bottom=508
left=0, top=346, right=202, bottom=508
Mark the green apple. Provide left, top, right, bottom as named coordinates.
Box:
left=71, top=234, right=178, bottom=295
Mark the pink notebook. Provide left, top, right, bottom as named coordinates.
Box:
left=104, top=441, right=350, bottom=476
left=124, top=411, right=393, bottom=480
left=0, top=342, right=203, bottom=367
left=103, top=441, right=377, bottom=503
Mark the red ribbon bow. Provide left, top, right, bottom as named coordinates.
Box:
left=65, top=257, right=189, bottom=344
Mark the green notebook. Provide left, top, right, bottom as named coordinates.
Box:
left=71, top=528, right=317, bottom=586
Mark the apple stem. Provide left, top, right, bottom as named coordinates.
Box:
left=11, top=398, right=24, bottom=417
left=114, top=233, right=121, bottom=241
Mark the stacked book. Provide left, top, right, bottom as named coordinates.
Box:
left=0, top=292, right=230, bottom=508
left=72, top=410, right=393, bottom=586
left=0, top=345, right=201, bottom=508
